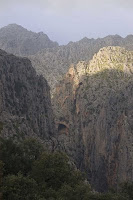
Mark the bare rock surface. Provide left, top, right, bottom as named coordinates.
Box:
left=30, top=34, right=133, bottom=93
left=53, top=47, right=133, bottom=191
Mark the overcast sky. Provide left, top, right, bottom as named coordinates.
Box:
left=0, top=0, right=133, bottom=44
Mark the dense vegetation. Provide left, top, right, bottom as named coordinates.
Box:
left=0, top=137, right=133, bottom=200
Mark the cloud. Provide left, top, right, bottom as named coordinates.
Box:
left=118, top=0, right=133, bottom=6
left=0, top=0, right=133, bottom=44
left=0, top=0, right=133, bottom=12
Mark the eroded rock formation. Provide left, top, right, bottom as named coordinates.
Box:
left=30, top=35, right=133, bottom=93
left=53, top=47, right=133, bottom=191
left=0, top=49, right=56, bottom=150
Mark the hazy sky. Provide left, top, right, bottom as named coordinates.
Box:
left=0, top=0, right=133, bottom=44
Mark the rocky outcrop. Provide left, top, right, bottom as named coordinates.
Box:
left=30, top=34, right=133, bottom=93
left=53, top=47, right=133, bottom=191
left=0, top=24, right=133, bottom=93
left=0, top=24, right=58, bottom=56
left=0, top=49, right=56, bottom=150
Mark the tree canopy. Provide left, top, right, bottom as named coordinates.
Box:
left=0, top=137, right=132, bottom=200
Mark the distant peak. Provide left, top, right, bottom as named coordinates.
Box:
left=125, top=35, right=133, bottom=39
left=38, top=31, right=44, bottom=35
left=8, top=23, right=21, bottom=26
left=0, top=24, right=58, bottom=56
left=37, top=31, right=47, bottom=37
left=79, top=37, right=92, bottom=43
left=5, top=23, right=25, bottom=29
left=2, top=24, right=29, bottom=32
left=105, top=34, right=123, bottom=39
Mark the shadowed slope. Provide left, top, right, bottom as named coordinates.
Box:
left=0, top=49, right=56, bottom=149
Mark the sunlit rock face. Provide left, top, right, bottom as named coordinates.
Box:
left=30, top=34, right=133, bottom=94
left=0, top=49, right=56, bottom=150
left=53, top=47, right=133, bottom=191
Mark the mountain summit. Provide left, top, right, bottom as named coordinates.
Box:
left=0, top=24, right=58, bottom=56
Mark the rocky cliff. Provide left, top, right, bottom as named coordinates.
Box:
left=0, top=24, right=58, bottom=56
left=30, top=34, right=133, bottom=93
left=53, top=47, right=133, bottom=191
left=0, top=49, right=56, bottom=150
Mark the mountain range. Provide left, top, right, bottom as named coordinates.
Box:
left=0, top=24, right=133, bottom=192
left=1, top=24, right=133, bottom=92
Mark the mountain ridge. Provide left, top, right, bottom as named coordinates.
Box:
left=0, top=24, right=58, bottom=56
left=29, top=33, right=133, bottom=93
left=1, top=24, right=133, bottom=93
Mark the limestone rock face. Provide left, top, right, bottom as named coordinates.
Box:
left=0, top=24, right=58, bottom=56
left=0, top=49, right=56, bottom=150
left=53, top=47, right=133, bottom=191
left=30, top=35, right=133, bottom=93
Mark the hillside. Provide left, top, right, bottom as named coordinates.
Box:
left=0, top=24, right=58, bottom=56
left=53, top=46, right=133, bottom=191
left=0, top=49, right=56, bottom=149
